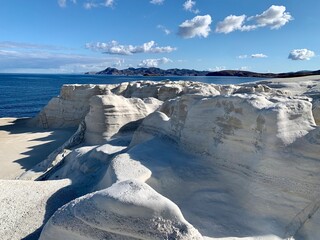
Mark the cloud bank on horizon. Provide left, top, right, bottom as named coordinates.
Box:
left=85, top=41, right=176, bottom=55
left=0, top=0, right=318, bottom=73
left=138, top=57, right=172, bottom=68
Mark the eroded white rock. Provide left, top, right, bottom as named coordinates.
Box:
left=97, top=153, right=152, bottom=189
left=132, top=93, right=316, bottom=153
left=84, top=93, right=162, bottom=145
left=9, top=79, right=320, bottom=240
left=28, top=84, right=110, bottom=128
left=40, top=180, right=203, bottom=240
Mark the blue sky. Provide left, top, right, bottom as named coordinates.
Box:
left=0, top=0, right=319, bottom=73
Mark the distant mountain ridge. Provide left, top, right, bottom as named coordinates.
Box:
left=87, top=67, right=209, bottom=76
left=207, top=70, right=320, bottom=78
left=86, top=67, right=320, bottom=78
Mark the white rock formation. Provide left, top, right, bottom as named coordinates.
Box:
left=132, top=93, right=316, bottom=150
left=128, top=92, right=320, bottom=238
left=19, top=121, right=87, bottom=180
left=84, top=93, right=162, bottom=145
left=28, top=84, right=110, bottom=128
left=40, top=180, right=202, bottom=240
left=28, top=81, right=220, bottom=130
left=312, top=99, right=320, bottom=125
left=113, top=81, right=220, bottom=100
left=3, top=77, right=320, bottom=240
left=97, top=153, right=152, bottom=189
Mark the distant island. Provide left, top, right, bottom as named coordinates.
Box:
left=85, top=67, right=209, bottom=76
left=207, top=69, right=320, bottom=78
left=86, top=67, right=320, bottom=78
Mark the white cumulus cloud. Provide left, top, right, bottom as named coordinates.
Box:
left=216, top=5, right=292, bottom=34
left=251, top=5, right=293, bottom=29
left=150, top=0, right=164, bottom=5
left=138, top=57, right=172, bottom=67
left=183, top=0, right=199, bottom=14
left=215, top=15, right=255, bottom=34
left=85, top=40, right=176, bottom=55
left=288, top=49, right=315, bottom=61
left=251, top=53, right=268, bottom=58
left=178, top=15, right=212, bottom=39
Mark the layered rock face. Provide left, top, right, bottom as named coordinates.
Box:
left=133, top=93, right=315, bottom=153
left=28, top=84, right=110, bottom=128
left=129, top=92, right=319, bottom=236
left=84, top=93, right=162, bottom=145
left=11, top=78, right=320, bottom=240
left=28, top=81, right=220, bottom=129
left=313, top=99, right=320, bottom=125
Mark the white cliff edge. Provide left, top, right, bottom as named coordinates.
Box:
left=2, top=78, right=320, bottom=240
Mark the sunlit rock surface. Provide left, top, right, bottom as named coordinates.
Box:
left=28, top=84, right=110, bottom=128
left=40, top=180, right=202, bottom=240
left=84, top=93, right=162, bottom=145
left=2, top=77, right=320, bottom=240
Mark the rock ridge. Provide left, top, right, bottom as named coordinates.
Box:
left=3, top=77, right=320, bottom=239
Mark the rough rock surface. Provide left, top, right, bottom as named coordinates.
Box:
left=28, top=84, right=110, bottom=128
left=28, top=81, right=220, bottom=130
left=40, top=180, right=202, bottom=240
left=312, top=99, right=320, bottom=125
left=3, top=77, right=320, bottom=240
left=129, top=92, right=319, bottom=238
left=133, top=93, right=316, bottom=150
left=0, top=179, right=76, bottom=240
left=84, top=93, right=162, bottom=145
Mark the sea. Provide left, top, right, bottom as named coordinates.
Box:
left=0, top=73, right=263, bottom=118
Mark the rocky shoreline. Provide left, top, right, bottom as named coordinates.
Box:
left=87, top=67, right=320, bottom=79
left=1, top=76, right=320, bottom=239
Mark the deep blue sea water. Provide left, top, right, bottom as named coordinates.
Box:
left=0, top=73, right=262, bottom=118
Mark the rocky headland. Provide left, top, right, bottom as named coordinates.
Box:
left=206, top=70, right=320, bottom=78
left=87, top=67, right=210, bottom=76
left=1, top=76, right=320, bottom=240
left=87, top=67, right=320, bottom=79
